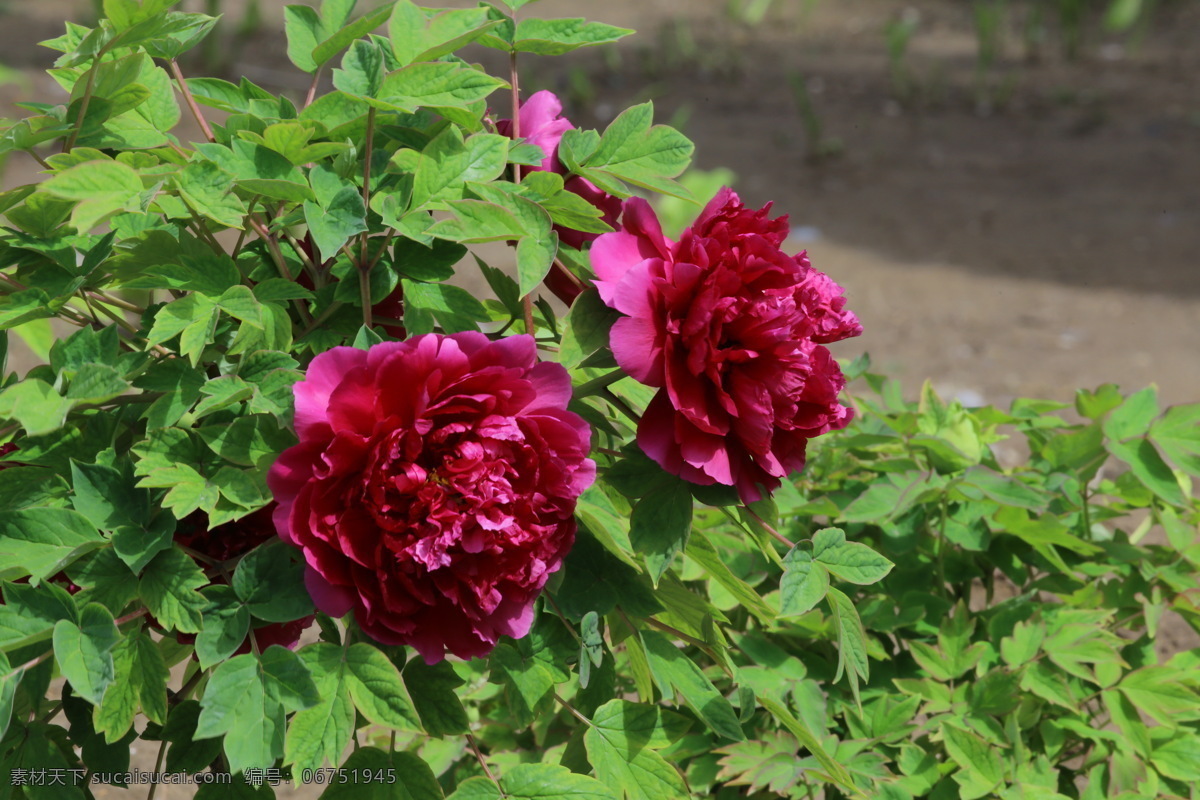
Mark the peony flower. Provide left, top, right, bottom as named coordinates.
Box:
left=267, top=333, right=595, bottom=663
left=592, top=188, right=862, bottom=503
left=498, top=90, right=622, bottom=303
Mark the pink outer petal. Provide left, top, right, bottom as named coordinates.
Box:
left=592, top=198, right=673, bottom=305
left=267, top=442, right=322, bottom=545
left=610, top=316, right=664, bottom=386
left=293, top=347, right=368, bottom=440
left=304, top=565, right=355, bottom=617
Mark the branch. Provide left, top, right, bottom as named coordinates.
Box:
left=168, top=59, right=215, bottom=143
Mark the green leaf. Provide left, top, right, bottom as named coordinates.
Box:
left=629, top=481, right=693, bottom=586
left=42, top=159, right=144, bottom=232
left=497, top=763, right=617, bottom=800
left=577, top=103, right=694, bottom=196
left=284, top=4, right=324, bottom=73
left=0, top=379, right=72, bottom=436
left=320, top=747, right=445, bottom=800
left=1103, top=386, right=1159, bottom=442
left=138, top=547, right=207, bottom=633
left=1118, top=666, right=1200, bottom=726
left=195, top=646, right=318, bottom=774
left=591, top=699, right=691, bottom=749
left=70, top=460, right=150, bottom=532
left=402, top=280, right=489, bottom=334
left=0, top=651, right=16, bottom=740
left=305, top=188, right=368, bottom=262
left=510, top=18, right=634, bottom=55
left=585, top=698, right=689, bottom=800
left=390, top=2, right=498, bottom=66
left=1107, top=437, right=1185, bottom=507
left=375, top=62, right=507, bottom=113
left=312, top=3, right=395, bottom=68
left=640, top=629, right=744, bottom=741
left=1151, top=734, right=1200, bottom=782
left=489, top=642, right=556, bottom=727
left=344, top=642, right=423, bottom=731
left=827, top=587, right=869, bottom=705
left=560, top=288, right=619, bottom=370
left=94, top=631, right=169, bottom=741
left=779, top=547, right=829, bottom=617
left=232, top=540, right=314, bottom=623
left=942, top=723, right=1003, bottom=790
left=1150, top=403, right=1200, bottom=477
left=285, top=643, right=355, bottom=777
left=53, top=602, right=119, bottom=705
left=176, top=160, right=247, bottom=228
left=333, top=38, right=386, bottom=98
left=0, top=508, right=104, bottom=582
left=194, top=585, right=250, bottom=671
left=811, top=527, right=894, bottom=585
left=402, top=659, right=469, bottom=736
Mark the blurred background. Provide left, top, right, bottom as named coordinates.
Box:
left=2, top=0, right=1198, bottom=409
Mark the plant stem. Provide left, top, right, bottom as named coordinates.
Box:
left=145, top=738, right=168, bottom=800
left=507, top=47, right=538, bottom=337
left=465, top=732, right=501, bottom=788
left=169, top=59, right=215, bottom=143
left=299, top=302, right=344, bottom=339
left=305, top=68, right=322, bottom=109
left=249, top=215, right=314, bottom=326
left=741, top=503, right=792, bottom=548
left=600, top=388, right=641, bottom=424
left=360, top=107, right=376, bottom=264
left=64, top=56, right=102, bottom=152
left=553, top=691, right=594, bottom=727
left=3, top=649, right=53, bottom=682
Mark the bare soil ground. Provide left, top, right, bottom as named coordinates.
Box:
left=1, top=0, right=1198, bottom=796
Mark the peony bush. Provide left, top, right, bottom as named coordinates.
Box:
left=2, top=1, right=1198, bottom=799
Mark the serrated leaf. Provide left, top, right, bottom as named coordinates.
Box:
left=94, top=631, right=169, bottom=741
left=285, top=643, right=355, bottom=776
left=403, top=658, right=468, bottom=736
left=232, top=540, right=314, bottom=623
left=138, top=547, right=207, bottom=633
left=0, top=507, right=104, bottom=582
left=585, top=698, right=688, bottom=800
left=0, top=379, right=72, bottom=436
left=194, top=585, right=250, bottom=671
left=42, top=159, right=144, bottom=232
left=510, top=18, right=634, bottom=55
left=344, top=642, right=423, bottom=731
left=176, top=159, right=247, bottom=228
left=640, top=629, right=744, bottom=741
left=577, top=102, right=693, bottom=196
left=195, top=646, right=318, bottom=774
left=53, top=602, right=119, bottom=704
left=375, top=62, right=507, bottom=113
left=305, top=187, right=368, bottom=262
left=827, top=587, right=869, bottom=706
left=321, top=747, right=445, bottom=800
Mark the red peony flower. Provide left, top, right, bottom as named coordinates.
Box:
left=592, top=188, right=863, bottom=502
left=267, top=333, right=595, bottom=663
left=498, top=90, right=622, bottom=303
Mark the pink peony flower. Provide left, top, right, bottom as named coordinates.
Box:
left=592, top=188, right=862, bottom=503
left=498, top=90, right=622, bottom=303
left=268, top=333, right=595, bottom=663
